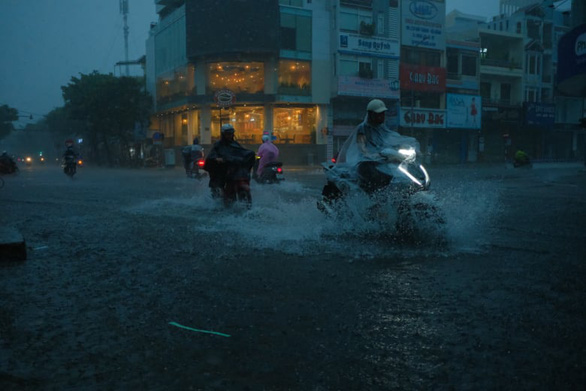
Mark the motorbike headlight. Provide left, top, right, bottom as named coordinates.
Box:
left=398, top=148, right=416, bottom=158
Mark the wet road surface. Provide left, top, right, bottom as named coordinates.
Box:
left=1, top=163, right=585, bottom=390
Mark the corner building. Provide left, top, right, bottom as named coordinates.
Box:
left=147, top=0, right=331, bottom=165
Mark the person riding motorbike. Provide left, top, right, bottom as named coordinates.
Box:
left=203, top=124, right=255, bottom=204
left=182, top=137, right=204, bottom=177
left=0, top=151, right=18, bottom=174
left=336, top=98, right=421, bottom=193
left=514, top=147, right=531, bottom=167
left=62, top=145, right=78, bottom=174
left=256, top=132, right=280, bottom=182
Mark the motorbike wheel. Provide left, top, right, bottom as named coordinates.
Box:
left=237, top=190, right=252, bottom=209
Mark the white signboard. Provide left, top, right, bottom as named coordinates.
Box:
left=339, top=33, right=400, bottom=58
left=447, top=93, right=482, bottom=129
left=401, top=0, right=445, bottom=50
left=338, top=76, right=400, bottom=99
left=400, top=107, right=446, bottom=128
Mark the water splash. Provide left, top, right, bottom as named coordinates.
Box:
left=127, top=177, right=502, bottom=258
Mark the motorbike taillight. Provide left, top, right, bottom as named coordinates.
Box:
left=197, top=159, right=205, bottom=168
left=277, top=167, right=283, bottom=174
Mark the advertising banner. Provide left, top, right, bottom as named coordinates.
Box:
left=339, top=33, right=400, bottom=59
left=338, top=76, right=400, bottom=99
left=400, top=64, right=446, bottom=92
left=401, top=0, right=446, bottom=50
left=524, top=102, right=555, bottom=127
left=399, top=107, right=446, bottom=128
left=447, top=93, right=481, bottom=129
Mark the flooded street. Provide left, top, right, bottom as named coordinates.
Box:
left=1, top=163, right=585, bottom=390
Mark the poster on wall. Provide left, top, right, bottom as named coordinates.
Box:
left=401, top=0, right=446, bottom=50
left=447, top=93, right=482, bottom=129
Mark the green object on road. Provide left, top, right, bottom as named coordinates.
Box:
left=169, top=321, right=231, bottom=337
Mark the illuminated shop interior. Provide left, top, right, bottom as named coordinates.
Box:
left=207, top=62, right=264, bottom=94
left=278, top=60, right=311, bottom=95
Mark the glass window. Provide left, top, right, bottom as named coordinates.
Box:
left=480, top=82, right=491, bottom=99
left=156, top=64, right=196, bottom=104
left=339, top=8, right=372, bottom=32
left=500, top=83, right=511, bottom=101
left=447, top=51, right=459, bottom=74
left=461, top=55, right=477, bottom=76
left=339, top=57, right=359, bottom=76
left=279, top=0, right=303, bottom=6
left=210, top=106, right=264, bottom=143
left=280, top=13, right=311, bottom=52
left=206, top=62, right=264, bottom=94
left=377, top=12, right=384, bottom=35
left=278, top=60, right=311, bottom=95
left=273, top=107, right=317, bottom=144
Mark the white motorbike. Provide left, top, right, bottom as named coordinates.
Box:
left=317, top=146, right=445, bottom=239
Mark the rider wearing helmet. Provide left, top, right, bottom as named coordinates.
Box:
left=203, top=124, right=255, bottom=199
left=336, top=98, right=420, bottom=193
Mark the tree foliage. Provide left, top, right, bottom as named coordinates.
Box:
left=0, top=104, right=19, bottom=140
left=61, top=71, right=152, bottom=165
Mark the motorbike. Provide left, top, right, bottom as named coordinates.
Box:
left=186, top=158, right=206, bottom=179
left=513, top=151, right=532, bottom=168
left=0, top=158, right=19, bottom=174
left=204, top=149, right=255, bottom=208
left=317, top=146, right=444, bottom=238
left=252, top=156, right=284, bottom=184
left=62, top=155, right=77, bottom=177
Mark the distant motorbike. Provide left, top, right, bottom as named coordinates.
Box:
left=513, top=151, right=532, bottom=168
left=62, top=156, right=77, bottom=177
left=252, top=156, right=284, bottom=184
left=317, top=146, right=444, bottom=236
left=186, top=158, right=206, bottom=179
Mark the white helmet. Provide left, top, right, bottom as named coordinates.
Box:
left=366, top=99, right=388, bottom=113
left=261, top=135, right=270, bottom=142
left=221, top=124, right=235, bottom=133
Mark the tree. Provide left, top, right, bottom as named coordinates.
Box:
left=61, top=71, right=152, bottom=165
left=0, top=104, right=18, bottom=140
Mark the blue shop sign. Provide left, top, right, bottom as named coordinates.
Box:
left=524, top=102, right=555, bottom=127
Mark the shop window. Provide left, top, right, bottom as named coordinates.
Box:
left=206, top=62, right=264, bottom=94
left=210, top=106, right=264, bottom=143
left=278, top=60, right=311, bottom=95
left=280, top=13, right=311, bottom=52
left=273, top=107, right=317, bottom=144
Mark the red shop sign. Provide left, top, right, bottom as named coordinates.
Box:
left=400, top=64, right=446, bottom=92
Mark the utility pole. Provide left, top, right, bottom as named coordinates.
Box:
left=120, top=0, right=130, bottom=76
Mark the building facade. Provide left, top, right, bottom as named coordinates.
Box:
left=147, top=0, right=331, bottom=165
left=145, top=0, right=584, bottom=166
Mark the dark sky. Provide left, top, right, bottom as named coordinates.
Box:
left=0, top=0, right=158, bottom=127
left=0, top=0, right=500, bottom=128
